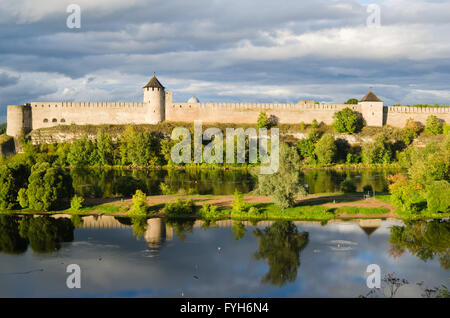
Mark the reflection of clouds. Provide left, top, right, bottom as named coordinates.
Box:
left=0, top=220, right=447, bottom=297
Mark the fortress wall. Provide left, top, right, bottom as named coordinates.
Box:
left=166, top=102, right=360, bottom=125
left=30, top=102, right=148, bottom=130
left=384, top=106, right=450, bottom=127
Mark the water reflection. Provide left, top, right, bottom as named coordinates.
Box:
left=67, top=167, right=400, bottom=197
left=388, top=220, right=450, bottom=270
left=0, top=215, right=448, bottom=297
left=253, top=222, right=309, bottom=286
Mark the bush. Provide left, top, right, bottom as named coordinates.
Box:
left=401, top=118, right=422, bottom=146
left=163, top=199, right=195, bottom=217
left=129, top=189, right=147, bottom=215
left=362, top=185, right=373, bottom=193
left=70, top=195, right=84, bottom=212
left=361, top=133, right=392, bottom=164
left=332, top=107, right=364, bottom=133
left=425, top=181, right=450, bottom=213
left=257, top=112, right=269, bottom=129
left=311, top=119, right=319, bottom=129
left=299, top=122, right=306, bottom=131
left=19, top=162, right=74, bottom=211
left=313, top=134, right=337, bottom=165
left=340, top=179, right=356, bottom=193
left=198, top=203, right=226, bottom=219
left=344, top=98, right=358, bottom=105
left=231, top=190, right=247, bottom=213
left=425, top=115, right=443, bottom=135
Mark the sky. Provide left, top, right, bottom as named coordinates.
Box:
left=1, top=0, right=450, bottom=122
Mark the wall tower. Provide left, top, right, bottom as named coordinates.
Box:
left=143, top=75, right=165, bottom=123
left=6, top=104, right=32, bottom=137
left=359, top=91, right=383, bottom=127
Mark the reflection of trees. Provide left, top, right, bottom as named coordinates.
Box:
left=231, top=222, right=246, bottom=241
left=253, top=221, right=309, bottom=287
left=166, top=219, right=195, bottom=242
left=131, top=216, right=147, bottom=240
left=0, top=216, right=28, bottom=254
left=18, top=216, right=74, bottom=253
left=389, top=220, right=450, bottom=270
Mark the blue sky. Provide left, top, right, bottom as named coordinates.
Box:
left=1, top=0, right=450, bottom=122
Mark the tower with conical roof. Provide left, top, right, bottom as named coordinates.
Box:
left=359, top=90, right=384, bottom=127
left=143, top=74, right=165, bottom=123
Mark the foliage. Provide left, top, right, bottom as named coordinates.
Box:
left=70, top=195, right=84, bottom=212
left=257, top=112, right=269, bottom=129
left=0, top=163, right=29, bottom=209
left=19, top=162, right=74, bottom=211
left=425, top=115, right=443, bottom=135
left=313, top=134, right=337, bottom=165
left=253, top=221, right=309, bottom=286
left=340, top=178, right=356, bottom=193
left=198, top=203, right=227, bottom=219
left=257, top=143, right=307, bottom=209
left=129, top=190, right=148, bottom=216
left=401, top=118, right=422, bottom=146
left=163, top=199, right=195, bottom=217
left=231, top=221, right=246, bottom=241
left=332, top=107, right=364, bottom=133
left=425, top=181, right=450, bottom=214
left=362, top=132, right=393, bottom=164
left=362, top=184, right=373, bottom=193
left=311, top=119, right=319, bottom=129
left=113, top=175, right=143, bottom=197
left=344, top=98, right=358, bottom=104
left=299, top=122, right=306, bottom=131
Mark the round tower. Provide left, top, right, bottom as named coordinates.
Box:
left=6, top=104, right=31, bottom=137
left=143, top=74, right=165, bottom=124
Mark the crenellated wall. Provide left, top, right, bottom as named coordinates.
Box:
left=29, top=101, right=150, bottom=130
left=384, top=106, right=450, bottom=127
left=166, top=100, right=361, bottom=125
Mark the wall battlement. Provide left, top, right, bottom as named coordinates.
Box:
left=5, top=75, right=449, bottom=138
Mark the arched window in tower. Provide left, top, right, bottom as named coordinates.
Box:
left=43, top=118, right=48, bottom=123
left=60, top=118, right=66, bottom=123
left=52, top=118, right=57, bottom=123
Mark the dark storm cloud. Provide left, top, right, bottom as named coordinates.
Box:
left=0, top=0, right=450, bottom=121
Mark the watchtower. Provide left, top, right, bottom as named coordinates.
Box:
left=143, top=74, right=165, bottom=123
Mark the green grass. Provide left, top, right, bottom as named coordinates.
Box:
left=334, top=206, right=389, bottom=215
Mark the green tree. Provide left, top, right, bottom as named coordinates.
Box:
left=332, top=107, right=364, bottom=133
left=313, top=134, right=337, bottom=165
left=19, top=162, right=74, bottom=211
left=340, top=178, right=356, bottom=193
left=401, top=118, right=422, bottom=146
left=257, top=112, right=269, bottom=129
left=362, top=132, right=392, bottom=164
left=253, top=222, right=309, bottom=286
left=425, top=181, right=450, bottom=213
left=425, top=115, right=443, bottom=135
left=113, top=176, right=144, bottom=197
left=67, top=135, right=97, bottom=167
left=344, top=98, right=358, bottom=105
left=0, top=164, right=29, bottom=209
left=130, top=189, right=148, bottom=215
left=70, top=195, right=84, bottom=212
left=96, top=129, right=114, bottom=166
left=231, top=189, right=247, bottom=214
left=257, top=143, right=307, bottom=209
left=311, top=119, right=319, bottom=129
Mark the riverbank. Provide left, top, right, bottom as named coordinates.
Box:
left=5, top=193, right=447, bottom=221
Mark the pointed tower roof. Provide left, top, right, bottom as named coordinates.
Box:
left=143, top=75, right=164, bottom=89
left=360, top=91, right=382, bottom=102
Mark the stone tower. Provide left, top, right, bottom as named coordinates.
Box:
left=6, top=104, right=32, bottom=137
left=143, top=74, right=165, bottom=123
left=359, top=91, right=383, bottom=127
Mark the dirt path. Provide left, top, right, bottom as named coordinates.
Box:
left=84, top=193, right=396, bottom=218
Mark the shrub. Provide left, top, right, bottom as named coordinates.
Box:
left=129, top=190, right=147, bottom=215
left=344, top=98, right=358, bottom=105
left=361, top=132, right=392, bottom=164
left=425, top=115, right=443, bottom=135
left=425, top=181, right=450, bottom=213
left=444, top=124, right=450, bottom=135
left=311, top=119, right=319, bottom=129
left=163, top=199, right=195, bottom=217
left=340, top=179, right=356, bottom=193
left=299, top=122, right=306, bottom=131
left=362, top=185, right=373, bottom=193
left=19, top=162, right=74, bottom=211
left=231, top=190, right=247, bottom=213
left=198, top=204, right=226, bottom=219
left=70, top=195, right=84, bottom=212
left=257, top=112, right=269, bottom=129
left=332, top=107, right=364, bottom=133
left=313, top=134, right=337, bottom=165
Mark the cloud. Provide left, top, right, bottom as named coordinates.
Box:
left=1, top=0, right=450, bottom=122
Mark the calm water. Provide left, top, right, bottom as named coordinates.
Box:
left=69, top=168, right=400, bottom=197
left=0, top=215, right=448, bottom=298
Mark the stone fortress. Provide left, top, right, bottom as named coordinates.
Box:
left=5, top=74, right=450, bottom=138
